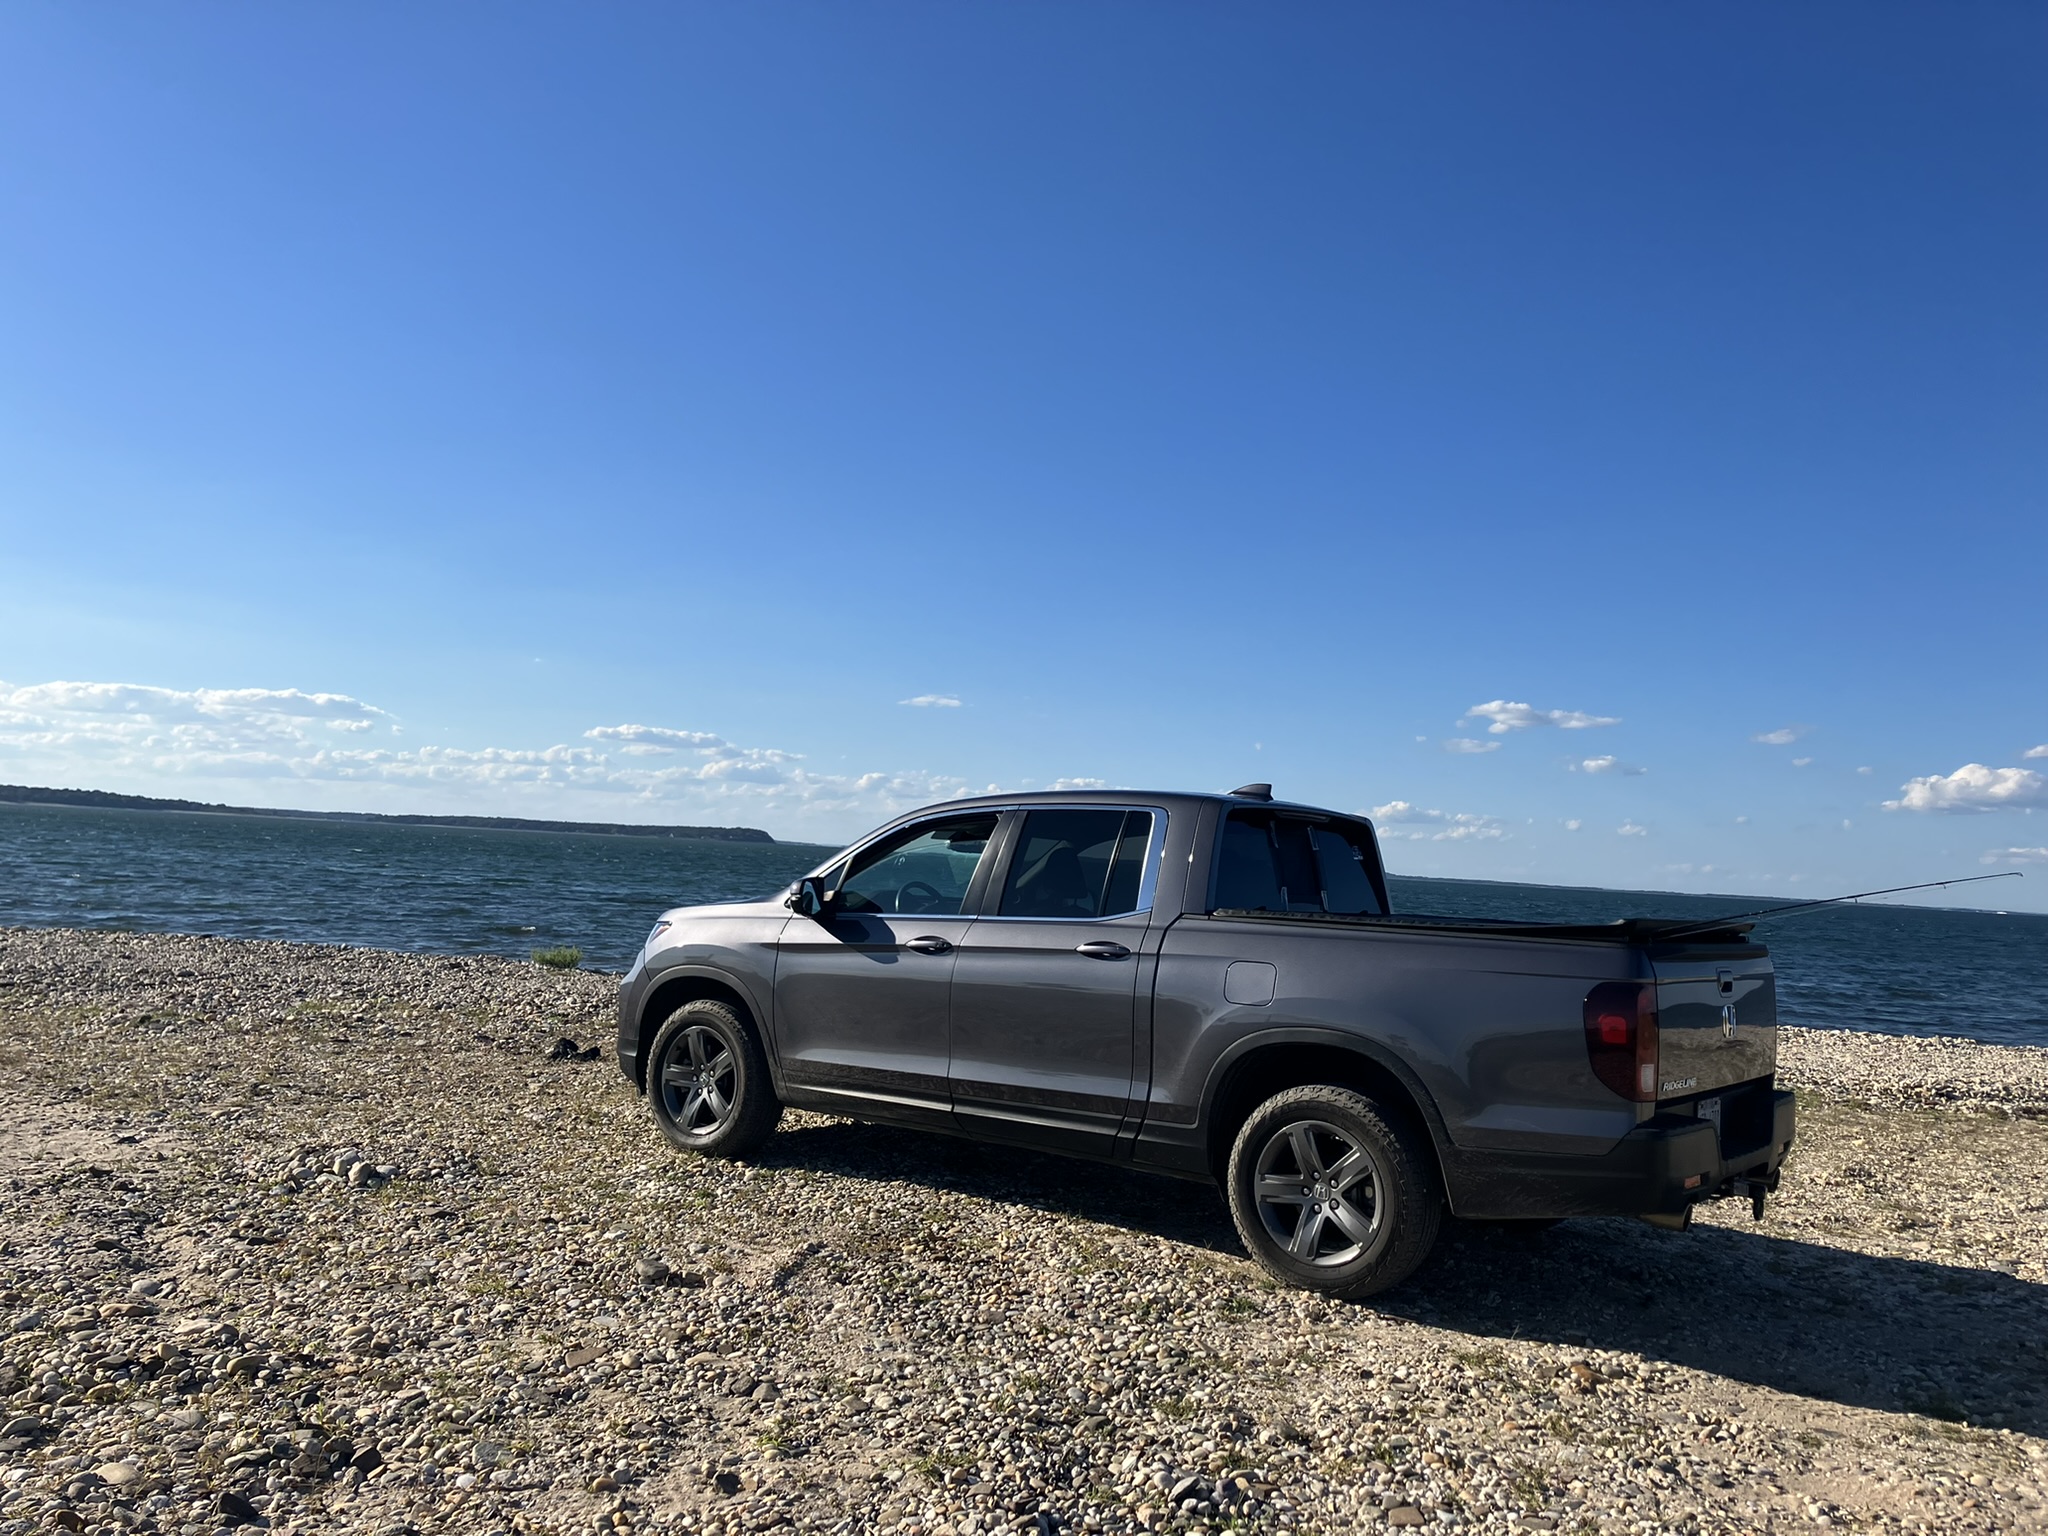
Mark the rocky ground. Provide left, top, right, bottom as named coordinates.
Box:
left=1, top=927, right=2044, bottom=1536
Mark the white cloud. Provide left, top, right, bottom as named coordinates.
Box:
left=1368, top=800, right=1508, bottom=842
left=1791, top=757, right=1813, bottom=768
left=583, top=725, right=731, bottom=749
left=2026, top=745, right=2048, bottom=760
left=1856, top=765, right=1873, bottom=775
left=1753, top=726, right=1807, bottom=746
left=1884, top=763, right=2048, bottom=814
left=1572, top=756, right=1646, bottom=776
left=1984, top=847, right=2048, bottom=865
left=899, top=694, right=963, bottom=709
left=1463, top=700, right=1619, bottom=735
left=1735, top=815, right=1750, bottom=824
left=1617, top=821, right=1648, bottom=837
left=1048, top=777, right=1110, bottom=791
left=0, top=680, right=388, bottom=742
left=1563, top=819, right=1582, bottom=832
left=1442, top=738, right=1501, bottom=755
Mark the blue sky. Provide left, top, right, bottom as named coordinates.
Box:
left=2, top=4, right=2044, bottom=907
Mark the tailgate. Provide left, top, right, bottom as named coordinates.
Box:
left=1652, top=950, right=1777, bottom=1099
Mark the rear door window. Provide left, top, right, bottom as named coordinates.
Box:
left=1212, top=809, right=1388, bottom=915
left=998, top=809, right=1156, bottom=919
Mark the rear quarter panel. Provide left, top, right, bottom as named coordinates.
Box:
left=1150, top=916, right=1649, bottom=1159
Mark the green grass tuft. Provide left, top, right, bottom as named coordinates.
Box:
left=531, top=945, right=583, bottom=970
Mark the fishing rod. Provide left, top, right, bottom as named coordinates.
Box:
left=1652, top=870, right=2023, bottom=942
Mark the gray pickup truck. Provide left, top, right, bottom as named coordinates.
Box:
left=616, top=786, right=1796, bottom=1296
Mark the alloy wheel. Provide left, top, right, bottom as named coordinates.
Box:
left=659, top=1024, right=737, bottom=1137
left=1251, top=1117, right=1387, bottom=1266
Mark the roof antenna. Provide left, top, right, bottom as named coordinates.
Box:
left=1229, top=783, right=1273, bottom=801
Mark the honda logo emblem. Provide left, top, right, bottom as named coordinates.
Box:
left=1721, top=1003, right=1738, bottom=1039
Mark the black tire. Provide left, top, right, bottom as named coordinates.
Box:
left=1225, top=1084, right=1443, bottom=1299
left=645, top=999, right=783, bottom=1159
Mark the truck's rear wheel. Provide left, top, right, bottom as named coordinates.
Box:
left=646, top=999, right=782, bottom=1159
left=1225, top=1084, right=1442, bottom=1299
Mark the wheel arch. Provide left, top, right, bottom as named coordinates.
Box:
left=630, top=966, right=766, bottom=1091
left=1200, top=1030, right=1452, bottom=1194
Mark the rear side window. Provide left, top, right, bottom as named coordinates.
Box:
left=999, top=809, right=1155, bottom=919
left=1212, top=810, right=1387, bottom=916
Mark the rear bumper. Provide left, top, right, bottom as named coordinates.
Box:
left=1445, top=1089, right=1797, bottom=1220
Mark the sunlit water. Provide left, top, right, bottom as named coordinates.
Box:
left=2, top=802, right=2042, bottom=1046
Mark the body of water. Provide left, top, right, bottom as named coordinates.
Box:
left=2, top=801, right=2042, bottom=1046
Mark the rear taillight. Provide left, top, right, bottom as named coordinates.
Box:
left=1584, top=981, right=1660, bottom=1102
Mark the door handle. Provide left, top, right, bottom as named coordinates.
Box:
left=904, top=935, right=953, bottom=955
left=1075, top=941, right=1131, bottom=960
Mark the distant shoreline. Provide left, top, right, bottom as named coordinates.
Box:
left=0, top=782, right=776, bottom=844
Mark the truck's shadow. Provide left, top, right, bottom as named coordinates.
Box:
left=762, top=1119, right=2048, bottom=1438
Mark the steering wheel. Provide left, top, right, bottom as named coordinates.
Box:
left=896, top=881, right=943, bottom=913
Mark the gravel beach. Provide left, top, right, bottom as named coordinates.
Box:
left=2, top=927, right=2044, bottom=1536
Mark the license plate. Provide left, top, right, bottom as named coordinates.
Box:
left=1698, top=1097, right=1722, bottom=1133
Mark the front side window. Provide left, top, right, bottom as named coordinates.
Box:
left=998, top=809, right=1155, bottom=920
left=1212, top=810, right=1387, bottom=916
left=836, top=813, right=999, bottom=916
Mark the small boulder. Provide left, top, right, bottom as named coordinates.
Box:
left=215, top=1490, right=262, bottom=1526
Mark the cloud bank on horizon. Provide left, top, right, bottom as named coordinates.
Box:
left=0, top=678, right=997, bottom=837
left=2, top=679, right=2042, bottom=887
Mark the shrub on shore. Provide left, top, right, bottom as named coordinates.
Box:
left=531, top=945, right=583, bottom=970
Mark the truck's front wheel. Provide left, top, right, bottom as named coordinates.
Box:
left=646, top=999, right=783, bottom=1160
left=1225, top=1085, right=1442, bottom=1299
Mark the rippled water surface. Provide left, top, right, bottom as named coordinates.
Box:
left=2, top=802, right=2042, bottom=1045
left=0, top=802, right=835, bottom=972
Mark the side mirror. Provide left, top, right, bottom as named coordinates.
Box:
left=784, top=876, right=833, bottom=919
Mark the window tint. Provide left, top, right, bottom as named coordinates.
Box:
left=1102, top=813, right=1153, bottom=917
left=1213, top=810, right=1387, bottom=916
left=1312, top=826, right=1382, bottom=915
left=999, top=809, right=1155, bottom=919
left=1214, top=816, right=1284, bottom=911
left=836, top=814, right=998, bottom=916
